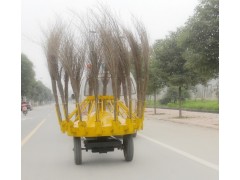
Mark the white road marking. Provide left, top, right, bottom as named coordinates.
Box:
left=22, top=117, right=33, bottom=121
left=21, top=119, right=47, bottom=147
left=138, top=133, right=219, bottom=171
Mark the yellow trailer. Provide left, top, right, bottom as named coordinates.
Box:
left=56, top=74, right=145, bottom=164
left=44, top=9, right=149, bottom=165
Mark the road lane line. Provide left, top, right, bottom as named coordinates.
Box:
left=21, top=119, right=47, bottom=147
left=138, top=133, right=219, bottom=171
left=22, top=117, right=33, bottom=121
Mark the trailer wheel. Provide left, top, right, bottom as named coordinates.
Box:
left=133, top=132, right=137, bottom=137
left=73, top=137, right=82, bottom=165
left=123, top=135, right=134, bottom=161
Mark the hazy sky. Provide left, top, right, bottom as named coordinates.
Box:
left=21, top=0, right=199, bottom=88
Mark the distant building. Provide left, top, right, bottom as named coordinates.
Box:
left=147, top=78, right=219, bottom=101
left=191, top=78, right=219, bottom=100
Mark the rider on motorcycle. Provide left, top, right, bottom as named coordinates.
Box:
left=21, top=101, right=28, bottom=113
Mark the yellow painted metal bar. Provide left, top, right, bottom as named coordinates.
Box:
left=108, top=100, right=114, bottom=112
left=101, top=100, right=103, bottom=113
left=80, top=100, right=89, bottom=114
left=65, top=100, right=89, bottom=121
left=57, top=95, right=145, bottom=137
left=76, top=103, right=82, bottom=121
left=118, top=108, right=126, bottom=118
left=118, top=101, right=138, bottom=119
left=88, top=100, right=95, bottom=119
left=62, top=103, right=68, bottom=121
left=67, top=108, right=77, bottom=120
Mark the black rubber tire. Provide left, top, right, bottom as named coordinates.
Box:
left=73, top=137, right=82, bottom=165
left=123, top=135, right=134, bottom=161
left=133, top=132, right=137, bottom=138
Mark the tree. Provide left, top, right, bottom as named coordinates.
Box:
left=160, top=86, right=190, bottom=104
left=21, top=53, right=35, bottom=98
left=31, top=81, right=53, bottom=104
left=22, top=53, right=53, bottom=104
left=154, top=30, right=198, bottom=117
left=179, top=0, right=219, bottom=83
left=147, top=56, right=165, bottom=114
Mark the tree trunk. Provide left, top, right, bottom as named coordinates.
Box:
left=122, top=77, right=129, bottom=107
left=178, top=86, right=182, bottom=118
left=102, top=70, right=109, bottom=110
left=56, top=74, right=68, bottom=121
left=114, top=80, right=118, bottom=121
left=127, top=76, right=132, bottom=119
left=202, top=85, right=206, bottom=100
left=94, top=76, right=99, bottom=121
left=64, top=73, right=69, bottom=116
left=154, top=88, right=156, bottom=115
left=51, top=79, right=62, bottom=122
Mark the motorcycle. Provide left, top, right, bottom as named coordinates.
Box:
left=22, top=106, right=28, bottom=116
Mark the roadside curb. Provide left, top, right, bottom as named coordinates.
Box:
left=145, top=116, right=219, bottom=130
left=145, top=108, right=219, bottom=130
left=158, top=118, right=219, bottom=129
left=146, top=107, right=219, bottom=114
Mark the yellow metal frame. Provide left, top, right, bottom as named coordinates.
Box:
left=57, top=96, right=144, bottom=137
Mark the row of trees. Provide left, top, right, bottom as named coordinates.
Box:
left=21, top=53, right=53, bottom=105
left=147, top=0, right=219, bottom=117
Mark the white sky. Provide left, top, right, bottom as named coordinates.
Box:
left=2, top=1, right=240, bottom=179
left=21, top=0, right=199, bottom=88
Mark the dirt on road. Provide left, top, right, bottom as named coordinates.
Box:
left=144, top=108, right=219, bottom=129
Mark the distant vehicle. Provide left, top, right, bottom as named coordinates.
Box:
left=21, top=102, right=28, bottom=115
left=27, top=102, right=33, bottom=111
left=21, top=101, right=32, bottom=111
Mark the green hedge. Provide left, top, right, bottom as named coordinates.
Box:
left=146, top=99, right=219, bottom=112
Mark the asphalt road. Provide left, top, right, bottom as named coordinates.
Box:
left=21, top=104, right=218, bottom=180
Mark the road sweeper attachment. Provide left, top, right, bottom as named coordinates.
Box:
left=43, top=7, right=149, bottom=164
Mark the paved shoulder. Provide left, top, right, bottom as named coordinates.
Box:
left=145, top=108, right=219, bottom=129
